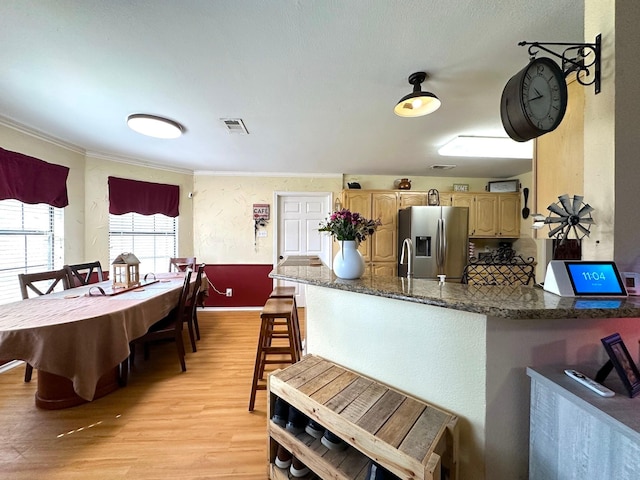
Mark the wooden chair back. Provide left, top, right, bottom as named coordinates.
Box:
left=169, top=257, right=196, bottom=272
left=65, top=261, right=104, bottom=286
left=18, top=269, right=72, bottom=299
left=129, top=271, right=193, bottom=372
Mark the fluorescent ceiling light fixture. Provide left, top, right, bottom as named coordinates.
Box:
left=127, top=114, right=184, bottom=139
left=438, top=136, right=533, bottom=158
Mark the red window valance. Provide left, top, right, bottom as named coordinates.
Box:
left=0, top=147, right=70, bottom=207
left=108, top=176, right=180, bottom=217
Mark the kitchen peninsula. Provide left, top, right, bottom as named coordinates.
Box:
left=271, top=262, right=640, bottom=480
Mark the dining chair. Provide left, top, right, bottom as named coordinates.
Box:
left=169, top=257, right=196, bottom=272
left=18, top=268, right=72, bottom=382
left=64, top=261, right=104, bottom=286
left=129, top=270, right=192, bottom=372
left=184, top=264, right=205, bottom=352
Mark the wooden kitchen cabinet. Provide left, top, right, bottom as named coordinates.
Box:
left=342, top=190, right=397, bottom=274
left=497, top=193, right=520, bottom=237
left=441, top=191, right=520, bottom=238
left=398, top=191, right=428, bottom=208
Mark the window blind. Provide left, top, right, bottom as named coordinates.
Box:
left=0, top=199, right=63, bottom=305
left=109, top=212, right=177, bottom=275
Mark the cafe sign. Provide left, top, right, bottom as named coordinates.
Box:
left=253, top=203, right=270, bottom=220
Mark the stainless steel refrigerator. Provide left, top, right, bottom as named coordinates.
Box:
left=398, top=206, right=469, bottom=280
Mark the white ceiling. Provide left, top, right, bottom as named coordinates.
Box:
left=0, top=0, right=583, bottom=178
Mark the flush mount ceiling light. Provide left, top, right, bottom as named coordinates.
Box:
left=438, top=136, right=533, bottom=159
left=126, top=114, right=184, bottom=139
left=394, top=71, right=441, bottom=117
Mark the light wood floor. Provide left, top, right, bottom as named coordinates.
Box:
left=0, top=310, right=303, bottom=479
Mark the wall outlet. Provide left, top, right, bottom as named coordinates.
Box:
left=226, top=288, right=232, bottom=297
left=257, top=230, right=267, bottom=237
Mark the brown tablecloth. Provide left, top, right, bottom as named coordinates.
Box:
left=0, top=272, right=199, bottom=401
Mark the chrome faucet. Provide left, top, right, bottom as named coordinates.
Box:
left=400, top=238, right=414, bottom=277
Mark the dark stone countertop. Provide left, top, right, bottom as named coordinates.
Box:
left=270, top=263, right=640, bottom=320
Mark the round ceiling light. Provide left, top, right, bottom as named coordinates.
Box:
left=127, top=114, right=185, bottom=139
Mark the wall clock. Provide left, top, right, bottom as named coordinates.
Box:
left=500, top=57, right=568, bottom=142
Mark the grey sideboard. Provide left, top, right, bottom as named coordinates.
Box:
left=527, top=366, right=640, bottom=479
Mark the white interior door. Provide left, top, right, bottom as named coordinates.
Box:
left=275, top=193, right=332, bottom=307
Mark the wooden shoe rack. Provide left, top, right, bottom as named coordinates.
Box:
left=267, top=355, right=458, bottom=480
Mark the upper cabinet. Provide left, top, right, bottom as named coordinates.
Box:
left=342, top=190, right=398, bottom=274
left=534, top=75, right=584, bottom=238
left=440, top=191, right=520, bottom=238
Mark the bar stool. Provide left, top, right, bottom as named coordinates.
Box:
left=248, top=297, right=299, bottom=411
left=268, top=286, right=303, bottom=357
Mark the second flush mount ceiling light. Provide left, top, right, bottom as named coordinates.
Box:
left=394, top=71, right=441, bottom=117
left=127, top=114, right=185, bottom=139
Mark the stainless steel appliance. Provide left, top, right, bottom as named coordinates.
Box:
left=398, top=206, right=469, bottom=280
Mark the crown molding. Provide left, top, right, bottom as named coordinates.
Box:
left=194, top=170, right=342, bottom=178
left=0, top=115, right=85, bottom=154
left=85, top=150, right=193, bottom=175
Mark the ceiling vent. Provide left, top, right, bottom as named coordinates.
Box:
left=430, top=164, right=456, bottom=170
left=220, top=118, right=249, bottom=134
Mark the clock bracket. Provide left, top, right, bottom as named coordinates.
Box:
left=518, top=34, right=601, bottom=94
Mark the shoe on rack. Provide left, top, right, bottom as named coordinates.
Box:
left=274, top=444, right=292, bottom=469
left=286, top=405, right=308, bottom=434
left=290, top=456, right=311, bottom=478
left=271, top=396, right=289, bottom=428
left=321, top=430, right=347, bottom=451
left=364, top=460, right=400, bottom=480
left=305, top=419, right=325, bottom=439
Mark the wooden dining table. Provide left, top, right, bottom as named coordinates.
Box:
left=0, top=272, right=202, bottom=409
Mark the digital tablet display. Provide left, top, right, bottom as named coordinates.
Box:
left=565, top=261, right=627, bottom=296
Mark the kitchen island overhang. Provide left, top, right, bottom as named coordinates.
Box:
left=271, top=263, right=640, bottom=480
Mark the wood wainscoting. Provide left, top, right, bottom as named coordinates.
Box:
left=203, top=264, right=273, bottom=308
left=0, top=310, right=304, bottom=479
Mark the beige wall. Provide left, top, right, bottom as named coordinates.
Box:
left=0, top=123, right=194, bottom=269
left=193, top=174, right=342, bottom=264
left=0, top=124, right=85, bottom=263
left=1, top=122, right=538, bottom=269
left=84, top=156, right=194, bottom=269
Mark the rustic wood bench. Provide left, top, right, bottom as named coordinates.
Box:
left=267, top=355, right=458, bottom=480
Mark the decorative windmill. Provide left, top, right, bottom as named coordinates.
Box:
left=532, top=194, right=595, bottom=244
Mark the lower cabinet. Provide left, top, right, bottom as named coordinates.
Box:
left=267, top=355, right=459, bottom=480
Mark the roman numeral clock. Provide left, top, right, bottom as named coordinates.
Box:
left=500, top=36, right=602, bottom=142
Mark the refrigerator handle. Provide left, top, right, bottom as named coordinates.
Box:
left=441, top=216, right=447, bottom=267
left=436, top=218, right=444, bottom=270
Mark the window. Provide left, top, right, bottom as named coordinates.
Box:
left=109, top=212, right=177, bottom=274
left=0, top=200, right=64, bottom=305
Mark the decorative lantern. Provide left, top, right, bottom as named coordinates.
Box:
left=111, top=252, right=141, bottom=289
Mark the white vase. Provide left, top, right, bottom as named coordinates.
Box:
left=333, top=240, right=365, bottom=279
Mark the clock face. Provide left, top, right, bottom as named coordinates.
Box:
left=521, top=60, right=565, bottom=131
left=500, top=57, right=568, bottom=142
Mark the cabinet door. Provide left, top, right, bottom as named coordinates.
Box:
left=474, top=194, right=498, bottom=237
left=498, top=194, right=520, bottom=237
left=439, top=192, right=453, bottom=206
left=371, top=193, right=398, bottom=263
left=398, top=192, right=427, bottom=208
left=451, top=193, right=475, bottom=236
left=343, top=191, right=373, bottom=260
left=371, top=262, right=396, bottom=276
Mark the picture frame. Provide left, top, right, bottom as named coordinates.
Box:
left=600, top=333, right=640, bottom=397
left=453, top=183, right=469, bottom=192
left=487, top=179, right=519, bottom=192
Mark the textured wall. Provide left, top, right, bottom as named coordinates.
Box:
left=192, top=174, right=342, bottom=264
